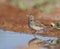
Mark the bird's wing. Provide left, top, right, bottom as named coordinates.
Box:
left=35, top=20, right=45, bottom=27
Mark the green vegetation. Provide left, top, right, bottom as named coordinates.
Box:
left=8, top=0, right=57, bottom=13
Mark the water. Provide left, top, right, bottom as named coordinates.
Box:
left=0, top=30, right=58, bottom=49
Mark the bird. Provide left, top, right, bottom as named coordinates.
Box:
left=27, top=14, right=45, bottom=31
left=27, top=14, right=50, bottom=38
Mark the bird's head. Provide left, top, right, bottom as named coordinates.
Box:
left=27, top=14, right=35, bottom=21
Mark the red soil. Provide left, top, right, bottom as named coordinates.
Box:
left=0, top=3, right=60, bottom=37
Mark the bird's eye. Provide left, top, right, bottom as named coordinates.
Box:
left=50, top=25, right=53, bottom=27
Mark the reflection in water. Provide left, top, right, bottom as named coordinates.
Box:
left=28, top=38, right=51, bottom=49
left=28, top=38, right=46, bottom=46
left=28, top=37, right=60, bottom=49
left=0, top=30, right=60, bottom=49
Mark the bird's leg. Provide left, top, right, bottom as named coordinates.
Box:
left=28, top=27, right=37, bottom=38
left=33, top=30, right=43, bottom=38
left=32, top=30, right=40, bottom=38
left=33, top=33, right=37, bottom=38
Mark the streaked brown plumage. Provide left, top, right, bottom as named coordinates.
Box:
left=27, top=14, right=45, bottom=31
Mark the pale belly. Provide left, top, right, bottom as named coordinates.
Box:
left=30, top=25, right=44, bottom=30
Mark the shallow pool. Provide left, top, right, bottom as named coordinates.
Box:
left=0, top=30, right=58, bottom=49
